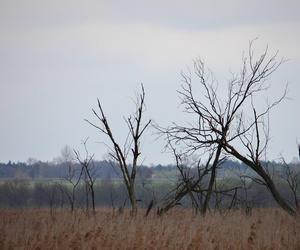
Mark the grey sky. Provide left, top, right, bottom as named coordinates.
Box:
left=0, top=0, right=299, bottom=164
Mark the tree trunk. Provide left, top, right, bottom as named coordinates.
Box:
left=259, top=169, right=295, bottom=215
left=91, top=186, right=95, bottom=214
left=202, top=145, right=222, bottom=215
left=225, top=145, right=296, bottom=216
left=129, top=184, right=137, bottom=216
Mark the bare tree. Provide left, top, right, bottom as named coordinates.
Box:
left=74, top=139, right=96, bottom=213
left=86, top=84, right=151, bottom=215
left=157, top=145, right=240, bottom=215
left=161, top=41, right=295, bottom=215
left=157, top=142, right=219, bottom=215
left=233, top=164, right=255, bottom=215
left=281, top=158, right=300, bottom=210
left=58, top=145, right=83, bottom=212
left=41, top=183, right=61, bottom=218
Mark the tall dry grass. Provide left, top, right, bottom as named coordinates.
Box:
left=0, top=208, right=299, bottom=249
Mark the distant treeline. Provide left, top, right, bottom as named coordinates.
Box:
left=0, top=159, right=246, bottom=180
left=0, top=177, right=296, bottom=209
left=0, top=160, right=299, bottom=210
left=0, top=179, right=169, bottom=209
left=0, top=160, right=159, bottom=179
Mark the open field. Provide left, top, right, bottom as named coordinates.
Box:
left=0, top=208, right=299, bottom=250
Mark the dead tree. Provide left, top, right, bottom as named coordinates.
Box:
left=86, top=85, right=151, bottom=215
left=281, top=158, right=300, bottom=210
left=161, top=41, right=295, bottom=215
left=234, top=164, right=255, bottom=214
left=158, top=145, right=240, bottom=215
left=157, top=140, right=221, bottom=215
left=58, top=145, right=83, bottom=212
left=74, top=139, right=96, bottom=213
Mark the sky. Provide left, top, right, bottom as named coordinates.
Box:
left=0, top=0, right=299, bottom=165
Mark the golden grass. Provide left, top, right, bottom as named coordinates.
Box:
left=0, top=208, right=299, bottom=250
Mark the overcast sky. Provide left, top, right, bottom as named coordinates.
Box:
left=0, top=0, right=299, bottom=165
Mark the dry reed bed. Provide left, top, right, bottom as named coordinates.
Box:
left=0, top=208, right=299, bottom=249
